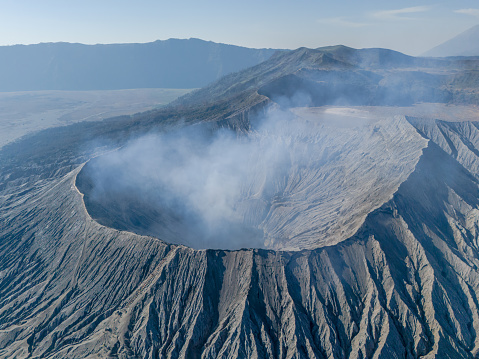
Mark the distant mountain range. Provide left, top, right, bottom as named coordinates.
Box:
left=423, top=24, right=479, bottom=57
left=0, top=39, right=278, bottom=91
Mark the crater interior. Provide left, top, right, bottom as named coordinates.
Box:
left=76, top=107, right=427, bottom=250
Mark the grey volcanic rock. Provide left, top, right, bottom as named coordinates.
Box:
left=3, top=46, right=479, bottom=358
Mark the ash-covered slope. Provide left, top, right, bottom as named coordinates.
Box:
left=2, top=46, right=479, bottom=358
left=3, top=116, right=479, bottom=358
left=170, top=45, right=479, bottom=129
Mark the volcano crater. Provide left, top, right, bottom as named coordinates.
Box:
left=76, top=107, right=427, bottom=250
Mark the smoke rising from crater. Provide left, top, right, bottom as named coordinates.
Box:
left=79, top=105, right=423, bottom=250
left=83, top=109, right=299, bottom=249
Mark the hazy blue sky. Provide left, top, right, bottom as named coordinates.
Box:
left=1, top=0, right=479, bottom=55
